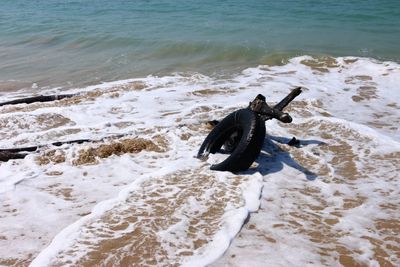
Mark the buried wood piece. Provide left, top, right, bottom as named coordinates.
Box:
left=0, top=151, right=28, bottom=162
left=0, top=134, right=127, bottom=162
left=0, top=94, right=77, bottom=107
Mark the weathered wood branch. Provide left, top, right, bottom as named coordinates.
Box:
left=273, top=87, right=302, bottom=111
left=0, top=94, right=76, bottom=107
left=0, top=151, right=28, bottom=162
left=0, top=134, right=127, bottom=162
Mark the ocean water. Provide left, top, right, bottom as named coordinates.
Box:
left=1, top=0, right=400, bottom=90
left=1, top=1, right=400, bottom=267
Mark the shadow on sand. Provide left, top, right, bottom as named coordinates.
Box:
left=244, top=136, right=326, bottom=181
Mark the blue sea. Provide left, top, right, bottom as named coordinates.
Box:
left=0, top=0, right=399, bottom=90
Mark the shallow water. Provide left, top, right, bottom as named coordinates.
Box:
left=1, top=0, right=400, bottom=90
left=0, top=56, right=399, bottom=266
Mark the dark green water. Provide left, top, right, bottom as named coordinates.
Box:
left=1, top=0, right=399, bottom=90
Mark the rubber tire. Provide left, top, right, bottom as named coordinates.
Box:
left=223, top=131, right=241, bottom=153
left=197, top=108, right=266, bottom=172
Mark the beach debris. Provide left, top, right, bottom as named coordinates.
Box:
left=0, top=94, right=76, bottom=107
left=0, top=135, right=168, bottom=164
left=36, top=150, right=66, bottom=165
left=0, top=151, right=27, bottom=162
left=197, top=87, right=302, bottom=172
left=0, top=135, right=126, bottom=162
left=73, top=138, right=165, bottom=165
left=288, top=137, right=301, bottom=147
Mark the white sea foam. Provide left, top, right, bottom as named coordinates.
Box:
left=0, top=56, right=399, bottom=266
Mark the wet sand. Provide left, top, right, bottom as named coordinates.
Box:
left=0, top=56, right=399, bottom=266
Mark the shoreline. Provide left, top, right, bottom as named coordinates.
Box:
left=1, top=53, right=399, bottom=94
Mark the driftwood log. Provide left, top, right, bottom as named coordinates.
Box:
left=0, top=139, right=90, bottom=162
left=248, top=87, right=302, bottom=123
left=0, top=151, right=28, bottom=162
left=0, top=94, right=76, bottom=107
left=0, top=135, right=126, bottom=162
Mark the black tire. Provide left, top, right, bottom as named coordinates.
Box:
left=197, top=108, right=266, bottom=172
left=223, top=131, right=241, bottom=153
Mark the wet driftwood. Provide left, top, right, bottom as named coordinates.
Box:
left=0, top=135, right=127, bottom=162
left=0, top=151, right=28, bottom=162
left=248, top=87, right=302, bottom=123
left=273, top=86, right=302, bottom=111
left=0, top=94, right=76, bottom=107
left=0, top=139, right=88, bottom=162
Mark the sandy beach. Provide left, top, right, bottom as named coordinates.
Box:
left=0, top=56, right=399, bottom=266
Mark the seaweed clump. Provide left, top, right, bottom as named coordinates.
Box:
left=73, top=138, right=166, bottom=165
left=36, top=150, right=66, bottom=165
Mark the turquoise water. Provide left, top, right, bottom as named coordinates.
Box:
left=1, top=0, right=399, bottom=90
